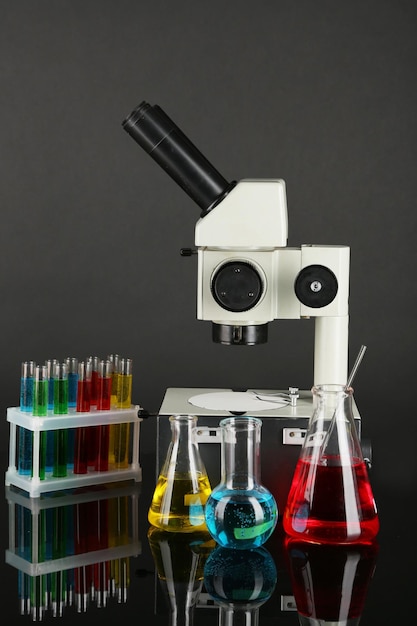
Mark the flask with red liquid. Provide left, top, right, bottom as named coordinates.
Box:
left=283, top=384, right=379, bottom=544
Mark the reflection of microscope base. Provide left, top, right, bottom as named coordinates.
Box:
left=157, top=387, right=362, bottom=516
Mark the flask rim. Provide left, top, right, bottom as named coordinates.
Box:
left=169, top=413, right=198, bottom=422
left=312, top=384, right=353, bottom=396
left=219, top=416, right=262, bottom=430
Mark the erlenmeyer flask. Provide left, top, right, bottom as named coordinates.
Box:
left=204, top=416, right=278, bottom=549
left=148, top=414, right=212, bottom=532
left=283, top=385, right=379, bottom=544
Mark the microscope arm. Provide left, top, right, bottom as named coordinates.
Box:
left=314, top=315, right=349, bottom=385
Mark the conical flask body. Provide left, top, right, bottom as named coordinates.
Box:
left=148, top=414, right=212, bottom=532
left=283, top=385, right=379, bottom=544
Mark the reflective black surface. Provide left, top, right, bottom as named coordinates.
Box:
left=1, top=424, right=412, bottom=625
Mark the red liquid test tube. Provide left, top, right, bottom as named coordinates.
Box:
left=74, top=361, right=92, bottom=474
left=95, top=360, right=112, bottom=471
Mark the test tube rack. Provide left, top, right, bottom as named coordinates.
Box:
left=5, top=406, right=142, bottom=497
left=5, top=482, right=141, bottom=619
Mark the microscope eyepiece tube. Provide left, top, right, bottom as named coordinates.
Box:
left=122, top=101, right=235, bottom=214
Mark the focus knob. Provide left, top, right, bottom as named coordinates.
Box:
left=294, top=264, right=338, bottom=308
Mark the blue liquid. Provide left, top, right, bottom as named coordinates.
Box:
left=68, top=372, right=78, bottom=408
left=48, top=377, right=54, bottom=410
left=18, top=427, right=33, bottom=476
left=205, top=487, right=278, bottom=549
left=20, top=377, right=34, bottom=412
left=204, top=545, right=277, bottom=605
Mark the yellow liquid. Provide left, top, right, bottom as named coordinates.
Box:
left=109, top=423, right=130, bottom=469
left=148, top=472, right=212, bottom=532
left=116, top=374, right=132, bottom=408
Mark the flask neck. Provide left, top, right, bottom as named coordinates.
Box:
left=166, top=414, right=201, bottom=475
left=220, top=417, right=262, bottom=490
left=312, top=384, right=353, bottom=419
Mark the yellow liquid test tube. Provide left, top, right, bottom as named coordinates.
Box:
left=107, top=354, right=121, bottom=407
left=108, top=358, right=132, bottom=470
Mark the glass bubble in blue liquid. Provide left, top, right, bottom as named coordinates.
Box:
left=204, top=486, right=278, bottom=549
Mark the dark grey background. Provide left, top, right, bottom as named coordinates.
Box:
left=0, top=2, right=416, bottom=621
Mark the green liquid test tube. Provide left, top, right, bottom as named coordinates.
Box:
left=33, top=365, right=48, bottom=480
left=53, top=363, right=68, bottom=478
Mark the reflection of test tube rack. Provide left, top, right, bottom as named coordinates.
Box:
left=5, top=482, right=142, bottom=620
left=5, top=406, right=142, bottom=497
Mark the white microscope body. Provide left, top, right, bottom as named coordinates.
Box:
left=122, top=102, right=351, bottom=385
left=195, top=179, right=350, bottom=385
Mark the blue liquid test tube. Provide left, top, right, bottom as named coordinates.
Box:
left=18, top=361, right=35, bottom=475
left=20, top=361, right=35, bottom=412
left=65, top=357, right=78, bottom=470
left=65, top=357, right=78, bottom=409
left=33, top=365, right=48, bottom=480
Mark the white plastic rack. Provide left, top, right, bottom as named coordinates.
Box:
left=5, top=405, right=142, bottom=497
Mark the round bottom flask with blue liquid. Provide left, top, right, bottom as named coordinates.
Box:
left=204, top=416, right=278, bottom=549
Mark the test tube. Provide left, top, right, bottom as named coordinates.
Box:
left=109, top=358, right=133, bottom=470
left=74, top=361, right=91, bottom=474
left=20, top=361, right=35, bottom=412
left=86, top=356, right=99, bottom=467
left=45, top=359, right=58, bottom=411
left=65, top=357, right=78, bottom=470
left=97, top=360, right=112, bottom=411
left=116, top=358, right=133, bottom=409
left=76, top=360, right=91, bottom=413
left=107, top=354, right=121, bottom=407
left=53, top=363, right=68, bottom=478
left=18, top=361, right=36, bottom=475
left=33, top=365, right=48, bottom=480
left=65, top=357, right=78, bottom=409
left=33, top=365, right=48, bottom=416
left=87, top=356, right=100, bottom=407
left=45, top=359, right=58, bottom=472
left=95, top=360, right=112, bottom=472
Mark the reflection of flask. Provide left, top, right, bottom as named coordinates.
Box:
left=148, top=526, right=215, bottom=625
left=285, top=537, right=378, bottom=625
left=283, top=385, right=379, bottom=544
left=204, top=545, right=277, bottom=625
left=148, top=415, right=212, bottom=532
left=205, top=416, right=278, bottom=549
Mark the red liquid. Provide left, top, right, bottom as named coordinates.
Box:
left=283, top=457, right=379, bottom=544
left=76, top=379, right=90, bottom=412
left=74, top=428, right=88, bottom=474
left=97, top=376, right=111, bottom=410
left=95, top=376, right=111, bottom=472
left=90, top=370, right=98, bottom=406
left=285, top=539, right=378, bottom=620
left=95, top=425, right=110, bottom=471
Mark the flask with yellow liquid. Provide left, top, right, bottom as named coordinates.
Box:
left=148, top=414, right=212, bottom=532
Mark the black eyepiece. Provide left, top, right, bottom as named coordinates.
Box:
left=122, top=101, right=235, bottom=214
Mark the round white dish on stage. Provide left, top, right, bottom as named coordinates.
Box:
left=188, top=391, right=288, bottom=413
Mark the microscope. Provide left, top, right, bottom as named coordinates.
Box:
left=122, top=102, right=361, bottom=513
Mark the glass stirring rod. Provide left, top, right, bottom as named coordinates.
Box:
left=347, top=344, right=367, bottom=389
left=321, top=344, right=368, bottom=453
